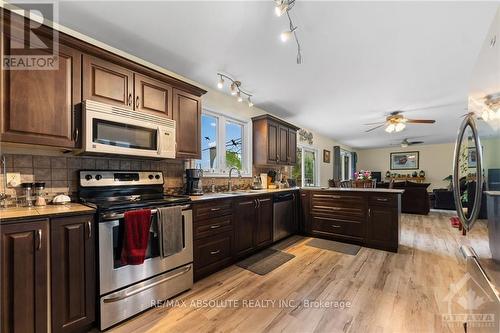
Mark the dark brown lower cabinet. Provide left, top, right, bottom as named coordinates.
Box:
left=306, top=190, right=401, bottom=252
left=50, top=214, right=95, bottom=333
left=367, top=206, right=399, bottom=252
left=254, top=196, right=273, bottom=248
left=1, top=219, right=49, bottom=333
left=194, top=231, right=233, bottom=281
left=233, top=198, right=257, bottom=258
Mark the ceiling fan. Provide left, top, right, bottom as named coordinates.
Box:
left=364, top=111, right=436, bottom=133
left=392, top=138, right=424, bottom=147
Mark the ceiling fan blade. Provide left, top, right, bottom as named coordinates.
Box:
left=365, top=123, right=386, bottom=132
left=363, top=121, right=386, bottom=126
left=406, top=119, right=436, bottom=124
left=402, top=101, right=464, bottom=113
left=409, top=141, right=424, bottom=145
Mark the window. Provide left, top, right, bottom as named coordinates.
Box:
left=293, top=146, right=319, bottom=187
left=199, top=109, right=251, bottom=176
left=340, top=149, right=353, bottom=180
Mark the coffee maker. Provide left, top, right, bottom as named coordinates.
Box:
left=185, top=168, right=204, bottom=196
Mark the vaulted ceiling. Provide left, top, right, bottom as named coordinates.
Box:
left=53, top=1, right=498, bottom=148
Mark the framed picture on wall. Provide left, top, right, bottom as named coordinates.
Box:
left=468, top=147, right=477, bottom=168
left=390, top=151, right=419, bottom=170
left=323, top=150, right=331, bottom=163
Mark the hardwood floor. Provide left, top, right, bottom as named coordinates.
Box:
left=109, top=212, right=490, bottom=333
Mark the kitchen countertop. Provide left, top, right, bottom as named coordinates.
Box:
left=189, top=186, right=403, bottom=202
left=299, top=187, right=405, bottom=194
left=190, top=187, right=299, bottom=202
left=486, top=191, right=500, bottom=196
left=0, top=203, right=95, bottom=222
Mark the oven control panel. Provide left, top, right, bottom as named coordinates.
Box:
left=79, top=170, right=164, bottom=187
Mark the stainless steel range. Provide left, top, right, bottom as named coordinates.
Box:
left=78, top=170, right=193, bottom=330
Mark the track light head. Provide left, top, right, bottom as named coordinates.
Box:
left=237, top=91, right=243, bottom=102
left=217, top=76, right=224, bottom=89
left=230, top=82, right=237, bottom=95
left=248, top=97, right=253, bottom=107
left=275, top=2, right=287, bottom=17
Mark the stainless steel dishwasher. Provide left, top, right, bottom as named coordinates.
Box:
left=273, top=192, right=297, bottom=242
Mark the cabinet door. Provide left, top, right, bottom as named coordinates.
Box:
left=1, top=220, right=48, bottom=333
left=367, top=206, right=398, bottom=252
left=255, top=196, right=273, bottom=248
left=299, top=191, right=311, bottom=234
left=288, top=129, right=297, bottom=165
left=233, top=199, right=257, bottom=257
left=267, top=121, right=279, bottom=164
left=173, top=88, right=201, bottom=159
left=82, top=55, right=134, bottom=109
left=51, top=215, right=95, bottom=333
left=278, top=125, right=289, bottom=164
left=1, top=34, right=81, bottom=148
left=134, top=73, right=173, bottom=118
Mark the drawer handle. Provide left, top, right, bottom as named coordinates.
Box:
left=37, top=229, right=42, bottom=251
left=376, top=198, right=389, bottom=202
left=331, top=225, right=341, bottom=228
left=314, top=194, right=340, bottom=199
left=210, top=250, right=221, bottom=255
left=210, top=208, right=221, bottom=211
left=314, top=205, right=343, bottom=211
left=210, top=224, right=221, bottom=229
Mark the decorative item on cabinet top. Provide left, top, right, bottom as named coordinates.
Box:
left=298, top=129, right=313, bottom=145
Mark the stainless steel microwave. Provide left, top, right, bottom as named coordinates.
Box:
left=79, top=100, right=176, bottom=159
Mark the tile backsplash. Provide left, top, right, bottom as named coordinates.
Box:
left=1, top=154, right=186, bottom=200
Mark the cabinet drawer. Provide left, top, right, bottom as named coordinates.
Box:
left=311, top=192, right=364, bottom=204
left=193, top=199, right=232, bottom=220
left=193, top=215, right=233, bottom=240
left=194, top=232, right=232, bottom=269
left=311, top=215, right=364, bottom=238
left=368, top=194, right=397, bottom=207
left=311, top=204, right=365, bottom=222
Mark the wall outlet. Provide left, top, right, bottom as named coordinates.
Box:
left=6, top=173, right=21, bottom=187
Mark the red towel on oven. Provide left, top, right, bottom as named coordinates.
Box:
left=121, top=209, right=152, bottom=265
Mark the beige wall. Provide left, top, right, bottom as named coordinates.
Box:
left=357, top=142, right=456, bottom=190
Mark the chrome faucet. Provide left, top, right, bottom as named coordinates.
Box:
left=228, top=167, right=241, bottom=192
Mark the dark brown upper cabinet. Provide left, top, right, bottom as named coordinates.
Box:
left=51, top=214, right=95, bottom=333
left=1, top=219, right=49, bottom=333
left=134, top=73, right=173, bottom=118
left=1, top=32, right=81, bottom=148
left=252, top=115, right=299, bottom=166
left=82, top=55, right=134, bottom=109
left=173, top=88, right=201, bottom=159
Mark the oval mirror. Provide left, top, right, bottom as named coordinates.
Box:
left=453, top=115, right=483, bottom=231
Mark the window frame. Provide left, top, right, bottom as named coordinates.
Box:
left=199, top=108, right=252, bottom=177
left=296, top=144, right=320, bottom=187
left=340, top=149, right=353, bottom=181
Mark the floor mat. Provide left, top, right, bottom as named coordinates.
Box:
left=306, top=238, right=361, bottom=255
left=236, top=248, right=295, bottom=275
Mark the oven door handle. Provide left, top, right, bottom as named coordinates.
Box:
left=101, top=265, right=192, bottom=303
left=101, top=205, right=191, bottom=221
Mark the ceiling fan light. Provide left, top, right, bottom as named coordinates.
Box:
left=395, top=123, right=406, bottom=132
left=385, top=124, right=395, bottom=133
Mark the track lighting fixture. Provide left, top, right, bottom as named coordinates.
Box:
left=216, top=73, right=254, bottom=107
left=274, top=0, right=302, bottom=64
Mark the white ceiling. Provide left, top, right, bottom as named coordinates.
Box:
left=53, top=1, right=498, bottom=148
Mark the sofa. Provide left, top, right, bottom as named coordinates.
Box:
left=378, top=181, right=430, bottom=215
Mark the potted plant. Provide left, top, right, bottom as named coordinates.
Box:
left=353, top=170, right=372, bottom=187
